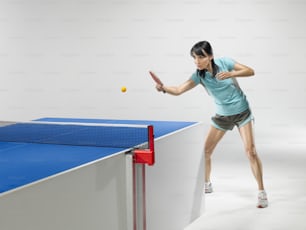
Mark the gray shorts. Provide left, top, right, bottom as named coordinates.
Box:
left=211, top=109, right=253, bottom=131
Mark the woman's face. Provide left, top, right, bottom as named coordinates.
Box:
left=192, top=51, right=212, bottom=71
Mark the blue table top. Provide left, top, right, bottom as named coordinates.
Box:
left=0, top=118, right=196, bottom=193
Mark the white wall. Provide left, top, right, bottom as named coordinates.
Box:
left=0, top=0, right=306, bottom=135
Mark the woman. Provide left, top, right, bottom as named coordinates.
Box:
left=150, top=40, right=268, bottom=208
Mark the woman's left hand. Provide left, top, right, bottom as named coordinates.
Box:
left=216, top=71, right=233, bottom=80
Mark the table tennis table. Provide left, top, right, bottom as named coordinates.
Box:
left=0, top=118, right=205, bottom=230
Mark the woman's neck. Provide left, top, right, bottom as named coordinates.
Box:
left=207, top=63, right=213, bottom=74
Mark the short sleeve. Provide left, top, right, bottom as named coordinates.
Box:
left=221, top=57, right=235, bottom=71
left=190, top=71, right=201, bottom=85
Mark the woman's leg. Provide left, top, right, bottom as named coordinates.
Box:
left=204, top=126, right=226, bottom=183
left=239, top=121, right=268, bottom=208
left=238, top=121, right=264, bottom=190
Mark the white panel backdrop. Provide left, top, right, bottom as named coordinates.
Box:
left=0, top=0, right=306, bottom=136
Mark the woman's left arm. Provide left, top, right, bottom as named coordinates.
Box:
left=217, top=62, right=255, bottom=80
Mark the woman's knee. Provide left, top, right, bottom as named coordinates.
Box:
left=245, top=145, right=257, bottom=160
left=204, top=145, right=214, bottom=159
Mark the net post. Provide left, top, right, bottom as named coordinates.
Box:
left=133, top=125, right=155, bottom=166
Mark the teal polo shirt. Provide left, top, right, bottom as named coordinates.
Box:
left=190, top=57, right=249, bottom=116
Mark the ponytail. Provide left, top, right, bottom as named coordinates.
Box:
left=211, top=59, right=219, bottom=77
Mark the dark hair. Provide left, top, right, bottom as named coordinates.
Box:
left=190, top=41, right=219, bottom=78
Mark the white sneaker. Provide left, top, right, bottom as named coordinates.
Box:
left=257, top=191, right=268, bottom=208
left=205, top=182, right=213, bottom=193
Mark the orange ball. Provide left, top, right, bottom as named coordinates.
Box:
left=121, top=86, right=127, bottom=93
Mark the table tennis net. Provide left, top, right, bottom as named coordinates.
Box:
left=0, top=121, right=150, bottom=148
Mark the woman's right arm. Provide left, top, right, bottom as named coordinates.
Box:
left=157, top=79, right=196, bottom=96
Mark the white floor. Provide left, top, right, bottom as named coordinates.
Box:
left=185, top=127, right=306, bottom=230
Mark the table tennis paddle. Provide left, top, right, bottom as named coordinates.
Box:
left=149, top=71, right=163, bottom=86
left=149, top=71, right=166, bottom=93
